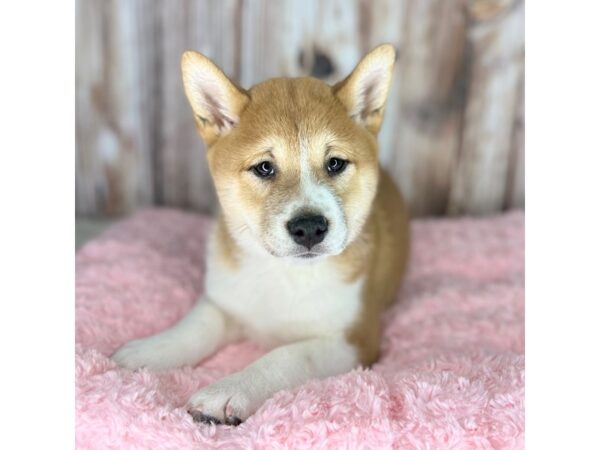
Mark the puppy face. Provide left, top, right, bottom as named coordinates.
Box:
left=182, top=45, right=395, bottom=260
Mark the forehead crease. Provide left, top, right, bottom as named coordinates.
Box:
left=265, top=122, right=333, bottom=163
left=300, top=130, right=338, bottom=165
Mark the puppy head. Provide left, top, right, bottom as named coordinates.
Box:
left=181, top=45, right=395, bottom=260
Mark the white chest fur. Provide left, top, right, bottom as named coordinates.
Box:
left=204, top=238, right=363, bottom=346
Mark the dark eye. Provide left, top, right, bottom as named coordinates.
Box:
left=252, top=161, right=275, bottom=178
left=326, top=157, right=348, bottom=175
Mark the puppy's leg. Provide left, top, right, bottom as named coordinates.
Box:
left=187, top=337, right=357, bottom=424
left=112, top=299, right=237, bottom=370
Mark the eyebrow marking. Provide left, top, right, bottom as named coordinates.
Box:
left=262, top=149, right=275, bottom=159
left=251, top=149, right=274, bottom=160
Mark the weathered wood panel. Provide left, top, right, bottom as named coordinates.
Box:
left=153, top=0, right=244, bottom=213
left=388, top=0, right=469, bottom=216
left=504, top=73, right=524, bottom=209
left=76, top=0, right=524, bottom=217
left=447, top=0, right=525, bottom=214
left=76, top=0, right=156, bottom=215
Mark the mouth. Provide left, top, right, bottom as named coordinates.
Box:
left=262, top=243, right=324, bottom=259
left=296, top=252, right=319, bottom=259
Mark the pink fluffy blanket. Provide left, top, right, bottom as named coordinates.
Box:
left=76, top=209, right=524, bottom=449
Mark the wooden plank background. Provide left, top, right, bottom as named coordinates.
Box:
left=76, top=0, right=524, bottom=218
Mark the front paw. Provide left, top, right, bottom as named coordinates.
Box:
left=111, top=336, right=180, bottom=370
left=187, top=373, right=259, bottom=425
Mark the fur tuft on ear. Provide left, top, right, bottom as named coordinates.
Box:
left=333, top=44, right=396, bottom=135
left=181, top=51, right=249, bottom=145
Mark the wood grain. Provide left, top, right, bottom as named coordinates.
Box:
left=447, top=0, right=524, bottom=215
left=76, top=0, right=524, bottom=217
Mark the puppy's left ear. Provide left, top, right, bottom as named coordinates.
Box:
left=333, top=44, right=396, bottom=135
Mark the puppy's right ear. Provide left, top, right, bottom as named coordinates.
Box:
left=181, top=51, right=249, bottom=146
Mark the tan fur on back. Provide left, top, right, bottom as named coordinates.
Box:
left=337, top=170, right=409, bottom=365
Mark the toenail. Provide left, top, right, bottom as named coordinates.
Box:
left=225, top=416, right=242, bottom=426
left=188, top=410, right=222, bottom=425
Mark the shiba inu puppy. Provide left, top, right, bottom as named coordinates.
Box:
left=112, top=44, right=409, bottom=425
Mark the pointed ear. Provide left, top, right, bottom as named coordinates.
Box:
left=333, top=44, right=396, bottom=135
left=181, top=51, right=249, bottom=145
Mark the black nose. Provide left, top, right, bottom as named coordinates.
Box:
left=286, top=215, right=328, bottom=249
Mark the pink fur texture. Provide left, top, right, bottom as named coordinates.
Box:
left=76, top=209, right=524, bottom=449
